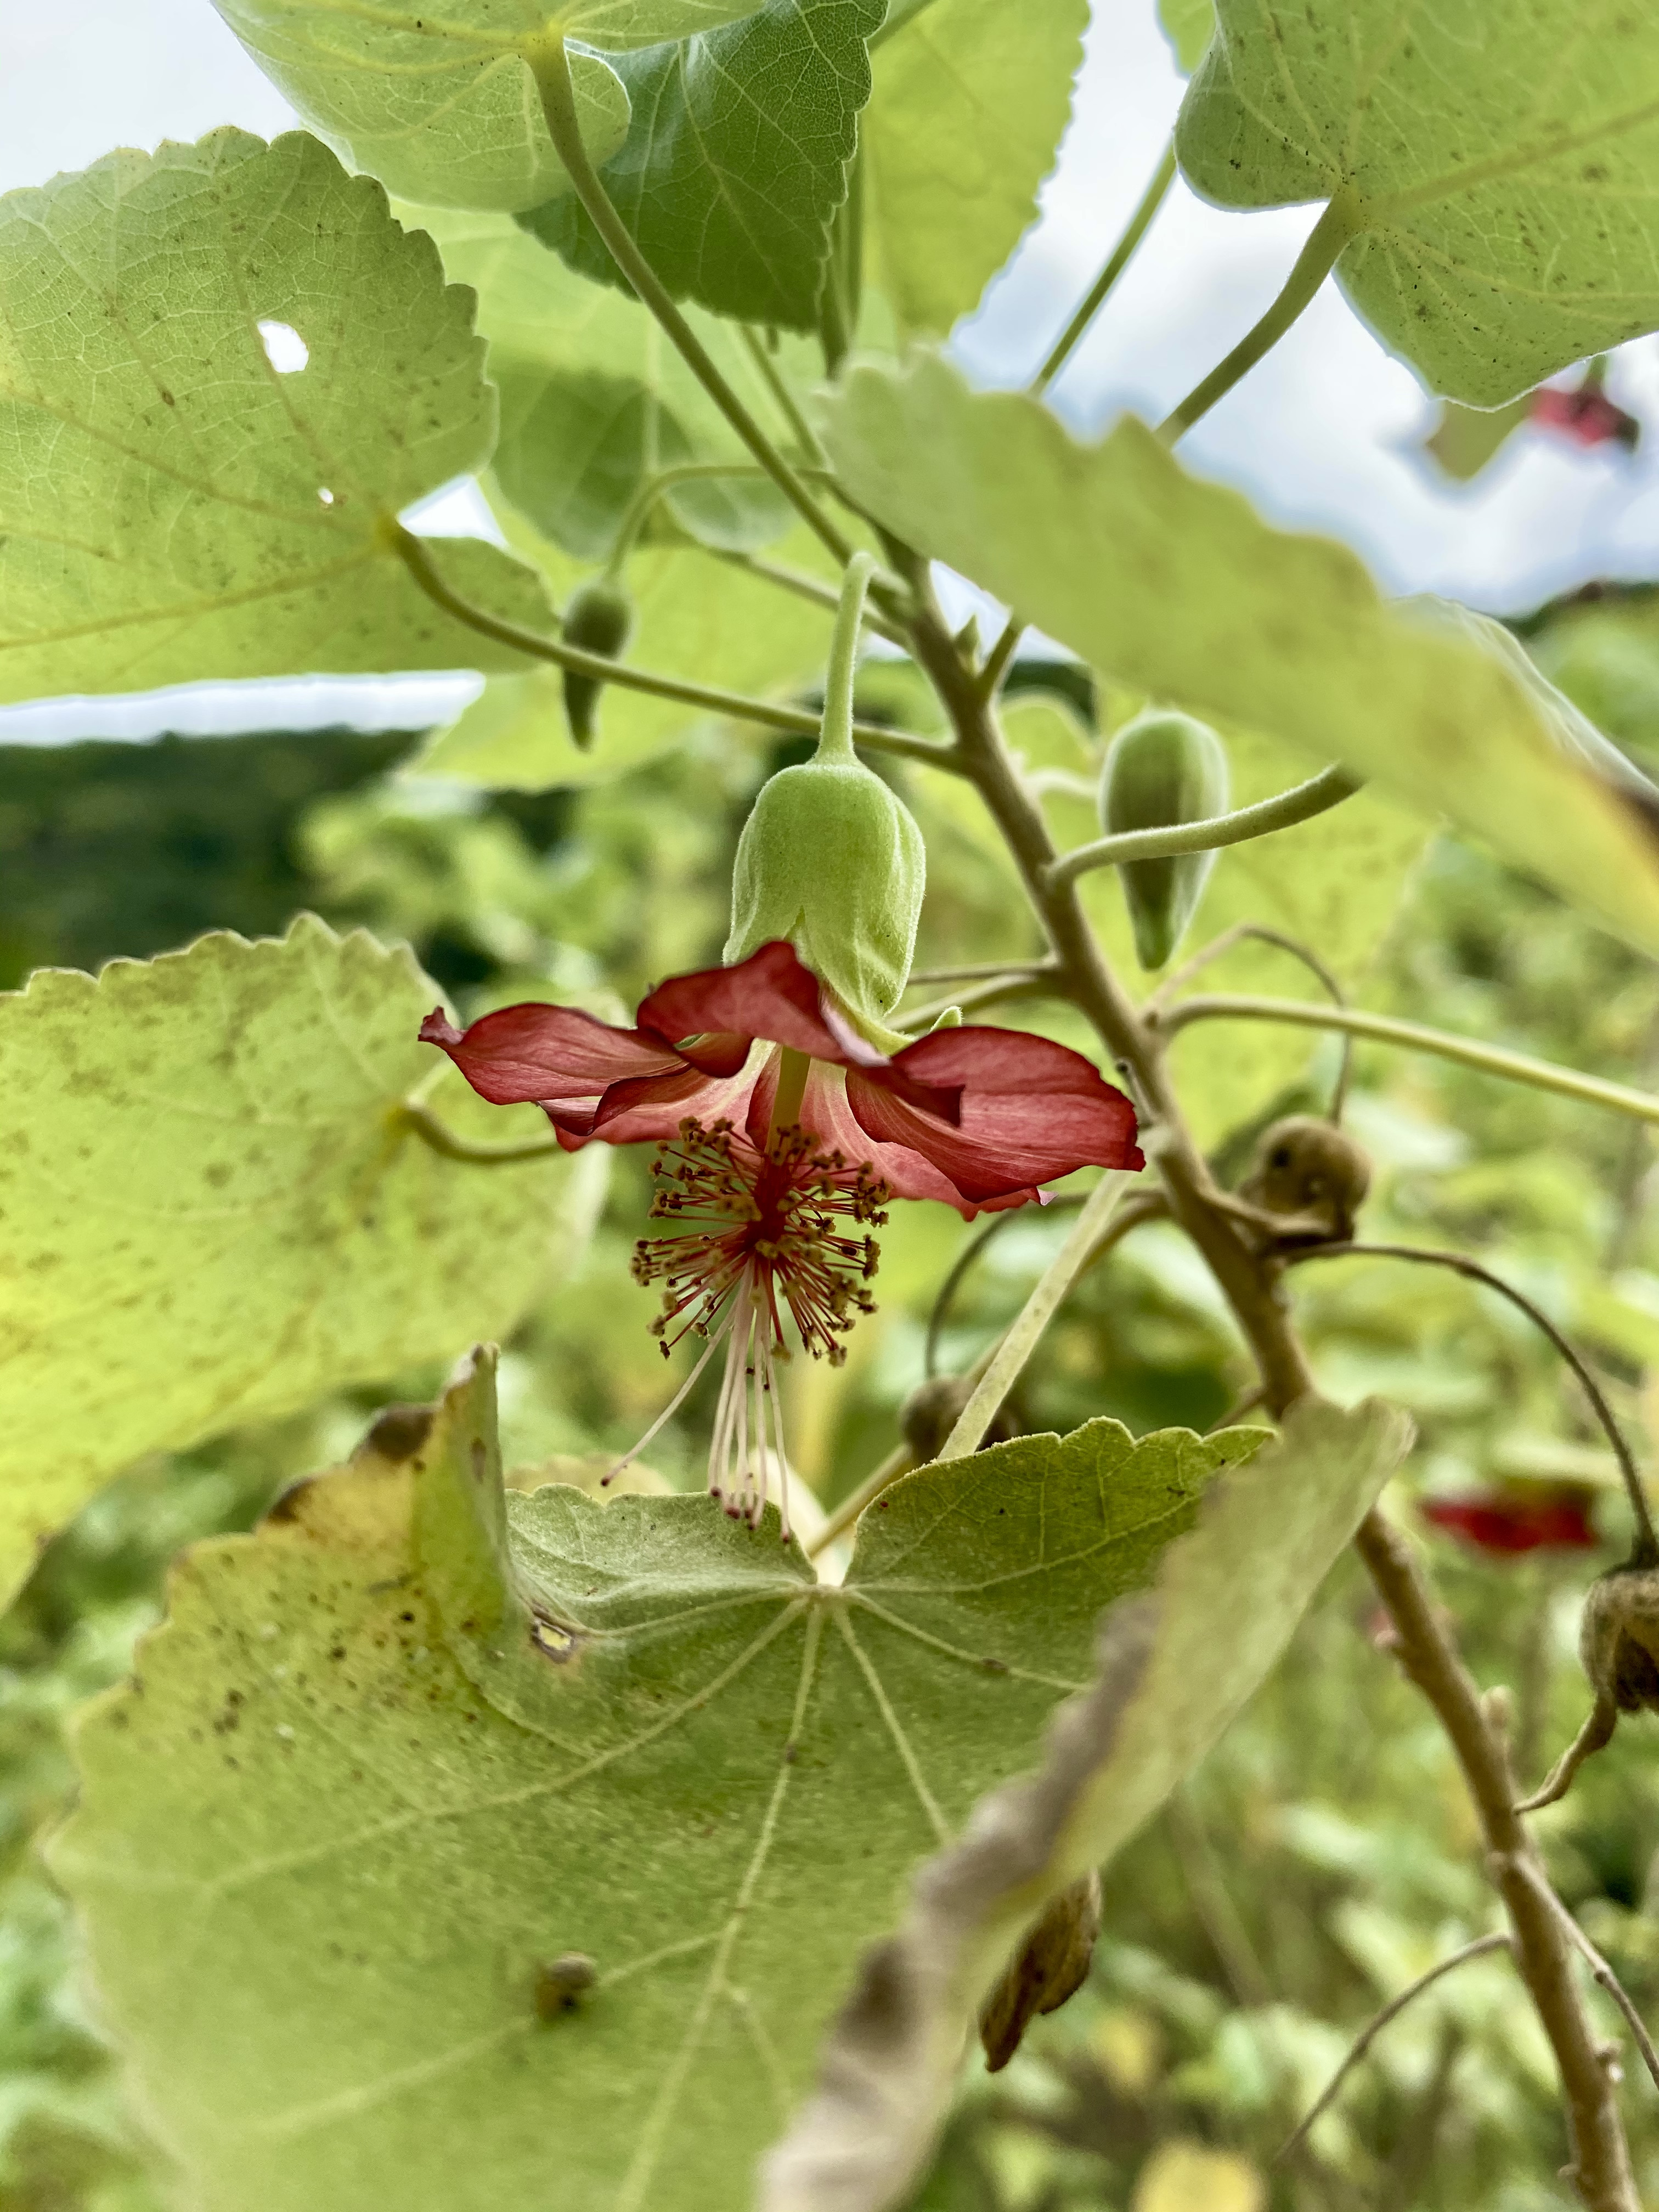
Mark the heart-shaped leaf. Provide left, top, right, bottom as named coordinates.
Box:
left=0, top=919, right=579, bottom=1609
left=211, top=1, right=759, bottom=211
left=523, top=0, right=883, bottom=330
left=1178, top=1, right=1659, bottom=404
left=52, top=1348, right=1272, bottom=2212
left=0, top=132, right=555, bottom=707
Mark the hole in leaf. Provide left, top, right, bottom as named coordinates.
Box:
left=317, top=487, right=335, bottom=506
left=257, top=319, right=309, bottom=374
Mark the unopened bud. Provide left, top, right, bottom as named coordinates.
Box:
left=561, top=578, right=635, bottom=751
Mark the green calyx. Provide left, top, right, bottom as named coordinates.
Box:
left=725, top=552, right=925, bottom=1026
left=560, top=576, right=636, bottom=751
left=1099, top=707, right=1230, bottom=969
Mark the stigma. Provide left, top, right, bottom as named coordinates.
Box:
left=607, top=1119, right=888, bottom=1539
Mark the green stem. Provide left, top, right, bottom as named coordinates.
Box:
left=938, top=1173, right=1132, bottom=1461
left=818, top=551, right=876, bottom=764
left=710, top=550, right=910, bottom=648
left=976, top=613, right=1024, bottom=702
left=1034, top=144, right=1178, bottom=394
left=535, top=36, right=856, bottom=569
left=738, top=327, right=828, bottom=466
left=605, top=460, right=833, bottom=575
left=1155, top=992, right=1659, bottom=1130
left=393, top=1101, right=563, bottom=1167
left=388, top=522, right=961, bottom=775
left=1159, top=190, right=1365, bottom=441
left=1045, top=764, right=1362, bottom=888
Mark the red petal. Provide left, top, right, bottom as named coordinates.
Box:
left=636, top=943, right=849, bottom=1064
left=590, top=1047, right=770, bottom=1146
left=845, top=1027, right=1143, bottom=1204
left=1531, top=386, right=1639, bottom=451
left=1421, top=1494, right=1599, bottom=1556
left=419, top=1002, right=685, bottom=1107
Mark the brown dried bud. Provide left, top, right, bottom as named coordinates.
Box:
left=1582, top=1560, right=1659, bottom=1715
left=534, top=1953, right=598, bottom=2020
left=1239, top=1115, right=1372, bottom=1244
left=898, top=1374, right=1017, bottom=1467
left=1519, top=1560, right=1659, bottom=1809
left=978, top=1872, right=1102, bottom=2072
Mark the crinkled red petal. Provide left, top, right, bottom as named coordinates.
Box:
left=1420, top=1494, right=1598, bottom=1556
left=845, top=1026, right=1143, bottom=1203
left=418, top=1002, right=684, bottom=1107
left=636, top=943, right=848, bottom=1064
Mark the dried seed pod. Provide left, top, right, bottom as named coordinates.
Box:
left=978, top=1872, right=1102, bottom=2072
left=561, top=578, right=635, bottom=751
left=1239, top=1114, right=1372, bottom=1244
left=1098, top=709, right=1229, bottom=969
left=1519, top=1559, right=1659, bottom=1810
left=533, top=1952, right=598, bottom=2020
left=898, top=1374, right=1016, bottom=1466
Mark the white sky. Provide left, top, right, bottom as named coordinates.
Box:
left=4, top=0, right=1658, bottom=744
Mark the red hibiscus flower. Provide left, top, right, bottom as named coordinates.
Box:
left=1421, top=1489, right=1599, bottom=1557
left=420, top=943, right=1143, bottom=1539
left=419, top=940, right=1143, bottom=1217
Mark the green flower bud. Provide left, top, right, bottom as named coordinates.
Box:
left=1098, top=708, right=1229, bottom=969
left=724, top=554, right=924, bottom=1028
left=560, top=577, right=635, bottom=751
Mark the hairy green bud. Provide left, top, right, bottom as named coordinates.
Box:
left=560, top=578, right=635, bottom=751
left=724, top=554, right=924, bottom=1028
left=1098, top=708, right=1230, bottom=969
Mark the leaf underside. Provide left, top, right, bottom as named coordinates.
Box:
left=53, top=1347, right=1269, bottom=2212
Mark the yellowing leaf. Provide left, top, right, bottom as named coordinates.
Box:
left=1133, top=2142, right=1265, bottom=2212
left=52, top=1350, right=1265, bottom=2212
left=864, top=0, right=1088, bottom=335
left=0, top=918, right=574, bottom=1607
left=0, top=133, right=555, bottom=707
left=763, top=1398, right=1412, bottom=2212
left=819, top=352, right=1659, bottom=960
left=1178, top=1, right=1659, bottom=404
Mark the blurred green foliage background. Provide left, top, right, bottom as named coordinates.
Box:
left=9, top=588, right=1659, bottom=2209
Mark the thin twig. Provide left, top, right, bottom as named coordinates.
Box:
left=711, top=550, right=910, bottom=648
left=1157, top=993, right=1659, bottom=1133
left=1166, top=1784, right=1273, bottom=2008
left=1034, top=144, right=1178, bottom=394
left=1044, top=765, right=1362, bottom=890
left=976, top=614, right=1024, bottom=702
left=1283, top=1241, right=1658, bottom=1564
left=738, top=325, right=827, bottom=466
left=805, top=1441, right=915, bottom=1562
left=393, top=1100, right=563, bottom=1167
left=894, top=970, right=1068, bottom=1034
left=1159, top=191, right=1364, bottom=439
left=1273, top=1933, right=1513, bottom=2167
left=387, top=523, right=963, bottom=775
left=1148, top=921, right=1354, bottom=1121
left=1507, top=1857, right=1659, bottom=2095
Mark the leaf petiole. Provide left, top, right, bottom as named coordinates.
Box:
left=387, top=522, right=961, bottom=773
left=1159, top=190, right=1365, bottom=441
left=534, top=35, right=859, bottom=573
left=1155, top=992, right=1659, bottom=1131
left=391, top=1100, right=563, bottom=1167
left=1033, top=144, right=1178, bottom=395
left=1044, top=764, right=1362, bottom=889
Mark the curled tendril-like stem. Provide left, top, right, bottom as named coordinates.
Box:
left=1515, top=1698, right=1619, bottom=1814
left=1283, top=1239, right=1659, bottom=1566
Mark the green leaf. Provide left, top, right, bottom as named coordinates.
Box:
left=818, top=352, right=1659, bottom=961
left=1420, top=396, right=1534, bottom=484
left=862, top=0, right=1087, bottom=335
left=405, top=206, right=797, bottom=558
left=211, top=0, right=762, bottom=212
left=1004, top=698, right=1429, bottom=1149
left=764, top=1397, right=1413, bottom=2212
left=413, top=518, right=838, bottom=788
left=1177, top=2, right=1659, bottom=405
left=0, top=132, right=556, bottom=708
left=1157, top=0, right=1212, bottom=74
left=0, top=918, right=581, bottom=1611
left=52, top=1348, right=1271, bottom=2212
left=523, top=0, right=884, bottom=330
